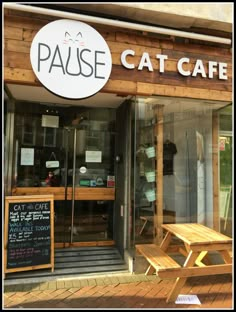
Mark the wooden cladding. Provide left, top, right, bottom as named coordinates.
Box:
left=12, top=187, right=115, bottom=201
left=4, top=9, right=232, bottom=101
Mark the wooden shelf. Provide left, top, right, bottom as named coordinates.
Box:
left=12, top=187, right=115, bottom=201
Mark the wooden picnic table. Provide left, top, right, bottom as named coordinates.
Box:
left=136, top=223, right=232, bottom=303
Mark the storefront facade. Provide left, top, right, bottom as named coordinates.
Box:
left=4, top=4, right=232, bottom=275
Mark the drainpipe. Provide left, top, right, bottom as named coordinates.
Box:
left=3, top=3, right=231, bottom=45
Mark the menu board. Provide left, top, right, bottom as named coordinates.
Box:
left=4, top=195, right=54, bottom=274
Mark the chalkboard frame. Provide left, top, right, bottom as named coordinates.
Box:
left=4, top=194, right=54, bottom=275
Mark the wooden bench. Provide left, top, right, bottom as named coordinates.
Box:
left=136, top=244, right=181, bottom=279
left=137, top=225, right=232, bottom=303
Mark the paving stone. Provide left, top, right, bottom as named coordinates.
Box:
left=64, top=280, right=73, bottom=288
left=103, top=278, right=113, bottom=285
left=3, top=274, right=233, bottom=309
left=72, top=280, right=81, bottom=288
left=87, top=279, right=97, bottom=286
left=125, top=276, right=136, bottom=283
left=139, top=275, right=150, bottom=281
left=4, top=286, right=16, bottom=293
left=46, top=289, right=66, bottom=299
left=56, top=281, right=65, bottom=289
left=39, top=283, right=49, bottom=290
left=95, top=279, right=105, bottom=285
left=68, top=287, right=79, bottom=293
left=52, top=290, right=72, bottom=300
left=109, top=276, right=120, bottom=284
left=130, top=275, right=142, bottom=282
left=79, top=279, right=89, bottom=287
left=117, top=276, right=129, bottom=284
left=29, top=284, right=41, bottom=291
left=47, top=282, right=57, bottom=290
left=145, top=275, right=157, bottom=280
left=4, top=292, right=15, bottom=299
left=22, top=284, right=33, bottom=292
left=12, top=285, right=24, bottom=292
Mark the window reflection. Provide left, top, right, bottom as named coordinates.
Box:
left=133, top=96, right=232, bottom=244
left=219, top=106, right=232, bottom=237
left=13, top=102, right=116, bottom=189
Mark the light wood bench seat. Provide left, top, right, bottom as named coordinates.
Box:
left=136, top=244, right=181, bottom=278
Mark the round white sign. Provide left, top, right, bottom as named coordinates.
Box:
left=30, top=19, right=112, bottom=99
left=79, top=166, right=87, bottom=174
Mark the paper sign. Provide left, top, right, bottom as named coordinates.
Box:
left=20, top=148, right=34, bottom=166
left=175, top=295, right=201, bottom=304
left=85, top=151, right=102, bottom=163
left=42, top=115, right=59, bottom=128
left=46, top=161, right=59, bottom=168
left=107, top=176, right=115, bottom=187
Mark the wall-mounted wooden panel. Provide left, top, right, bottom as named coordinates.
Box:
left=12, top=187, right=115, bottom=201
left=4, top=9, right=232, bottom=101
left=136, top=82, right=232, bottom=101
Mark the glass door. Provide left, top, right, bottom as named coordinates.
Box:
left=11, top=100, right=116, bottom=245
left=54, top=114, right=116, bottom=245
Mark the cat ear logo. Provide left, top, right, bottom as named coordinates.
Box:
left=63, top=31, right=84, bottom=46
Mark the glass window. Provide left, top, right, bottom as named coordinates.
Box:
left=13, top=101, right=116, bottom=188
left=132, top=96, right=231, bottom=245
left=21, top=116, right=36, bottom=145
left=43, top=127, right=57, bottom=147
left=219, top=105, right=232, bottom=237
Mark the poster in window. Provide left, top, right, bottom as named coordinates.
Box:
left=20, top=148, right=34, bottom=166
left=42, top=115, right=59, bottom=128
left=85, top=151, right=102, bottom=163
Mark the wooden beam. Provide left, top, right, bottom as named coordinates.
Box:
left=154, top=105, right=164, bottom=244
left=12, top=187, right=115, bottom=201
left=137, top=82, right=232, bottom=101
left=4, top=67, right=40, bottom=85
left=159, top=263, right=232, bottom=279
left=212, top=112, right=219, bottom=231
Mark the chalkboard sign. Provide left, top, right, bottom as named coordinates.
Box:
left=4, top=195, right=54, bottom=275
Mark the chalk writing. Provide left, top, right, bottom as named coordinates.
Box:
left=7, top=201, right=51, bottom=269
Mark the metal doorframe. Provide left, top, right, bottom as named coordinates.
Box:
left=63, top=127, right=78, bottom=245
left=4, top=98, right=16, bottom=196
left=71, top=128, right=77, bottom=244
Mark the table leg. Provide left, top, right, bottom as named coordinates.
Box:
left=166, top=250, right=199, bottom=303
left=219, top=250, right=232, bottom=264
left=195, top=251, right=209, bottom=266
left=160, top=231, right=172, bottom=252
left=145, top=264, right=155, bottom=275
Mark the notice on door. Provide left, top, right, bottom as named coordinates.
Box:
left=20, top=148, right=34, bottom=166
left=85, top=151, right=102, bottom=163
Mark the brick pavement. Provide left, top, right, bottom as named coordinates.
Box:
left=3, top=273, right=233, bottom=309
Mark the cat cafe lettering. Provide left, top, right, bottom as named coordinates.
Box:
left=12, top=203, right=49, bottom=211
left=30, top=19, right=112, bottom=99
left=121, top=50, right=228, bottom=80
